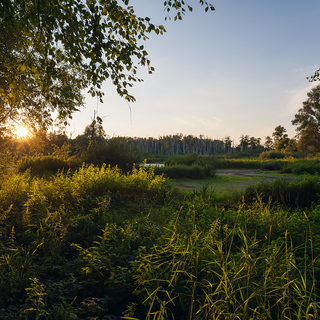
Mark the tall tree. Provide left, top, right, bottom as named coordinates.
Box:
left=224, top=136, right=232, bottom=153
left=272, top=125, right=290, bottom=151
left=264, top=136, right=273, bottom=150
left=249, top=136, right=261, bottom=151
left=0, top=0, right=214, bottom=129
left=239, top=134, right=249, bottom=152
left=292, top=85, right=320, bottom=153
left=74, top=112, right=106, bottom=150
left=272, top=125, right=288, bottom=144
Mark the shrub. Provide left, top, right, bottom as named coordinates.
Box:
left=165, top=153, right=199, bottom=166
left=154, top=165, right=215, bottom=179
left=17, top=155, right=81, bottom=174
left=243, top=175, right=320, bottom=208
left=260, top=150, right=286, bottom=159
left=260, top=160, right=283, bottom=171
left=204, top=157, right=264, bottom=170
left=84, top=139, right=142, bottom=171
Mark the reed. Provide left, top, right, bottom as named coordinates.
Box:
left=131, top=208, right=319, bottom=320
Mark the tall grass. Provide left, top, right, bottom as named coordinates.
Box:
left=243, top=174, right=320, bottom=208
left=0, top=165, right=319, bottom=319
left=132, top=210, right=318, bottom=320
left=149, top=154, right=320, bottom=177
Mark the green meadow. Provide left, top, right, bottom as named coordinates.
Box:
left=171, top=174, right=265, bottom=194
left=1, top=156, right=320, bottom=319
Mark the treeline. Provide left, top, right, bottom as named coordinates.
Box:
left=0, top=113, right=314, bottom=178
left=1, top=119, right=266, bottom=168
left=2, top=81, right=320, bottom=173
left=100, top=134, right=265, bottom=156
left=116, top=134, right=237, bottom=155
left=0, top=125, right=296, bottom=178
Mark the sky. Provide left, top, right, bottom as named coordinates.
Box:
left=67, top=0, right=320, bottom=144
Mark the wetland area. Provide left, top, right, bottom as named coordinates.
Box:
left=172, top=169, right=294, bottom=193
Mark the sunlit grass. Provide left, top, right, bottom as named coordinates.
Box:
left=0, top=163, right=319, bottom=318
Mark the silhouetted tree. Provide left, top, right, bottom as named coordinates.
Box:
left=249, top=136, right=261, bottom=151
left=292, top=85, right=320, bottom=153
left=74, top=112, right=106, bottom=151
left=264, top=136, right=274, bottom=150
left=272, top=125, right=288, bottom=144
left=239, top=135, right=250, bottom=152
left=272, top=125, right=289, bottom=151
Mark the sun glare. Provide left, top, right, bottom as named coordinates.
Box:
left=16, top=126, right=30, bottom=139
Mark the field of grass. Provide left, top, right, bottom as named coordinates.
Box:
left=0, top=160, right=320, bottom=319
left=171, top=174, right=262, bottom=194
left=154, top=153, right=320, bottom=175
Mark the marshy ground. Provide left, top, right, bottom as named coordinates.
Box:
left=172, top=169, right=293, bottom=193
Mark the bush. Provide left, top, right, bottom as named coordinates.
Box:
left=84, top=138, right=142, bottom=171
left=154, top=165, right=215, bottom=179
left=18, top=155, right=74, bottom=174
left=260, top=150, right=286, bottom=159
left=165, top=153, right=199, bottom=166
left=243, top=174, right=320, bottom=208
left=260, top=160, right=283, bottom=171
left=211, top=158, right=261, bottom=169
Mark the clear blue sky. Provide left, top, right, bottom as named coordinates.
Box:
left=68, top=0, right=320, bottom=144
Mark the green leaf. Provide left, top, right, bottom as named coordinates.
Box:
left=0, top=0, right=213, bottom=127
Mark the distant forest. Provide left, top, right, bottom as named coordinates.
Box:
left=112, top=134, right=261, bottom=155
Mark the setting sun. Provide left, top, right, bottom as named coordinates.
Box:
left=15, top=126, right=30, bottom=139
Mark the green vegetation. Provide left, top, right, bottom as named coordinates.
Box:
left=154, top=164, right=215, bottom=179
left=1, top=1, right=320, bottom=318
left=171, top=175, right=262, bottom=194
left=1, top=83, right=320, bottom=319
left=292, top=85, right=320, bottom=153
left=0, top=157, right=320, bottom=319
left=1, top=0, right=214, bottom=129
left=149, top=153, right=320, bottom=176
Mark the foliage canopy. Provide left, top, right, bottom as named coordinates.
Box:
left=292, top=85, right=320, bottom=152
left=0, top=0, right=214, bottom=129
